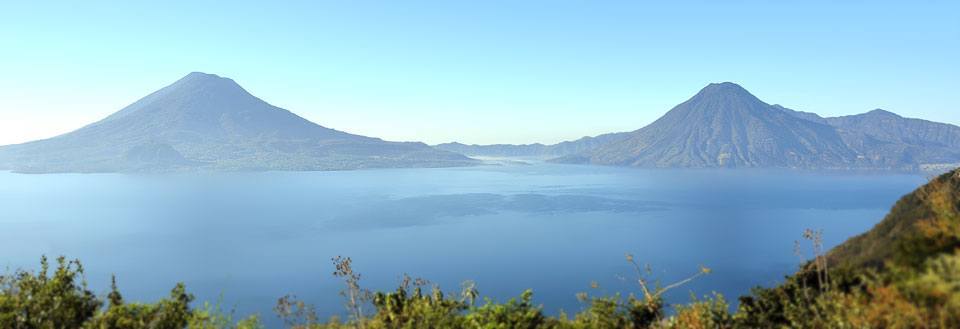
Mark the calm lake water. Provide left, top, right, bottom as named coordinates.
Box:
left=0, top=163, right=926, bottom=324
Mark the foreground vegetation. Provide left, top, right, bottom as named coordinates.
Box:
left=3, top=170, right=959, bottom=328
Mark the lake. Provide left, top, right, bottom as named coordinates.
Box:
left=0, top=163, right=926, bottom=324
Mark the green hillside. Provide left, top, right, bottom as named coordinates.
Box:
left=735, top=168, right=960, bottom=328
left=828, top=169, right=960, bottom=270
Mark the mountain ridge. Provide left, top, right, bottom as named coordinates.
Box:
left=434, top=132, right=630, bottom=159
left=548, top=82, right=960, bottom=170
left=3, top=77, right=958, bottom=172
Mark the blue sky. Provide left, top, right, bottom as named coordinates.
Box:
left=1, top=1, right=957, bottom=145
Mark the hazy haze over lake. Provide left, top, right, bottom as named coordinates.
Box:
left=0, top=163, right=926, bottom=324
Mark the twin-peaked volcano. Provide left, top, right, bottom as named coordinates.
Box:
left=0, top=72, right=475, bottom=173
left=558, top=82, right=855, bottom=168
left=556, top=82, right=960, bottom=170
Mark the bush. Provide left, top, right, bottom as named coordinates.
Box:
left=0, top=256, right=101, bottom=328
left=466, top=290, right=548, bottom=329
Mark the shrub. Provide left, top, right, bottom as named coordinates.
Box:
left=0, top=256, right=101, bottom=328
left=466, top=290, right=548, bottom=329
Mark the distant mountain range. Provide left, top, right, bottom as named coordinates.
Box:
left=2, top=75, right=957, bottom=173
left=446, top=82, right=960, bottom=171
left=434, top=132, right=629, bottom=159
left=0, top=72, right=476, bottom=173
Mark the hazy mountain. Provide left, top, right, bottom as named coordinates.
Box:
left=434, top=132, right=629, bottom=159
left=772, top=104, right=829, bottom=124
left=824, top=109, right=960, bottom=170
left=555, top=82, right=857, bottom=168
left=0, top=72, right=476, bottom=173
left=778, top=106, right=960, bottom=170
left=555, top=82, right=960, bottom=171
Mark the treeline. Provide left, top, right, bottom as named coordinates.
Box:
left=2, top=246, right=958, bottom=328
left=0, top=256, right=261, bottom=329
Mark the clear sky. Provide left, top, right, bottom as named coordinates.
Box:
left=1, top=1, right=957, bottom=146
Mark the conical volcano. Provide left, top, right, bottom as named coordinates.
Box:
left=0, top=72, right=475, bottom=173
left=558, top=82, right=856, bottom=168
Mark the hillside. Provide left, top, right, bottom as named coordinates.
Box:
left=732, top=168, right=960, bottom=327
left=827, top=168, right=960, bottom=269
left=0, top=73, right=476, bottom=173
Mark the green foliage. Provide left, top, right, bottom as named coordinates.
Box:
left=0, top=256, right=101, bottom=329
left=2, top=247, right=957, bottom=329
left=565, top=293, right=664, bottom=329
left=733, top=168, right=960, bottom=329
left=367, top=285, right=466, bottom=329
left=83, top=282, right=194, bottom=329
left=828, top=169, right=960, bottom=271
left=0, top=257, right=265, bottom=329
left=662, top=293, right=732, bottom=329
left=187, top=300, right=266, bottom=329
left=892, top=251, right=960, bottom=327
left=466, top=290, right=548, bottom=329
left=573, top=295, right=632, bottom=329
